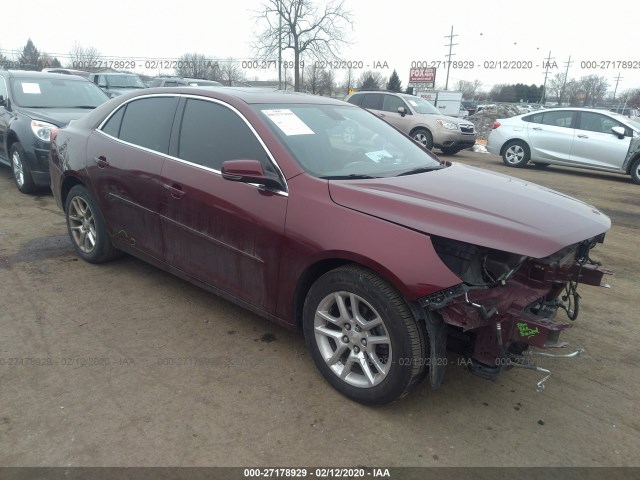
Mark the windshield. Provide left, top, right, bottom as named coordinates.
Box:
left=253, top=103, right=443, bottom=179
left=403, top=96, right=441, bottom=114
left=11, top=78, right=110, bottom=108
left=106, top=75, right=146, bottom=88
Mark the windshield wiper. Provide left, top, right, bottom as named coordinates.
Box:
left=321, top=174, right=380, bottom=180
left=396, top=165, right=446, bottom=176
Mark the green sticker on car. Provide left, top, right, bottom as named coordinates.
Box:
left=517, top=322, right=540, bottom=339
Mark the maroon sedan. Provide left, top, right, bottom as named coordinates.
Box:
left=49, top=87, right=612, bottom=405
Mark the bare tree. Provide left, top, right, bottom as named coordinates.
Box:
left=564, top=79, right=583, bottom=106
left=319, top=68, right=335, bottom=96
left=218, top=58, right=245, bottom=86
left=546, top=73, right=567, bottom=105
left=579, top=75, right=609, bottom=107
left=67, top=43, right=101, bottom=71
left=253, top=0, right=353, bottom=91
left=173, top=53, right=220, bottom=80
left=357, top=70, right=385, bottom=90
left=341, top=67, right=355, bottom=94
left=455, top=79, right=483, bottom=99
left=303, top=63, right=322, bottom=94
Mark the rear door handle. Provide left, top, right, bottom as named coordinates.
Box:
left=577, top=134, right=589, bottom=138
left=163, top=183, right=186, bottom=199
left=93, top=156, right=109, bottom=168
left=532, top=127, right=543, bottom=131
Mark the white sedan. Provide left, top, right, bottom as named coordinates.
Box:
left=487, top=107, right=640, bottom=184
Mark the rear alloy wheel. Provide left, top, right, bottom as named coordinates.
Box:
left=411, top=128, right=433, bottom=150
left=10, top=142, right=36, bottom=194
left=502, top=140, right=530, bottom=168
left=65, top=185, right=120, bottom=263
left=631, top=157, right=640, bottom=185
left=303, top=265, right=427, bottom=405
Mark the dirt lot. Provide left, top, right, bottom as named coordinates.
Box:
left=0, top=151, right=638, bottom=468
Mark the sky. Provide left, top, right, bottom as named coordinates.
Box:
left=2, top=0, right=639, bottom=96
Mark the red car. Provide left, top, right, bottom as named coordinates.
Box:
left=49, top=87, right=612, bottom=405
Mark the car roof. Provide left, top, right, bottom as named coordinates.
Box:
left=1, top=69, right=90, bottom=80
left=136, top=87, right=350, bottom=105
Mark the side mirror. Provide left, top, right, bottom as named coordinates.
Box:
left=611, top=126, right=626, bottom=139
left=397, top=106, right=407, bottom=117
left=221, top=159, right=284, bottom=191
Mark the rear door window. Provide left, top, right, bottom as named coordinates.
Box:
left=116, top=97, right=179, bottom=154
left=360, top=93, right=384, bottom=110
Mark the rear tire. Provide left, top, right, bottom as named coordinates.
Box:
left=303, top=265, right=428, bottom=405
left=10, top=142, right=37, bottom=194
left=65, top=185, right=121, bottom=263
left=502, top=140, right=530, bottom=168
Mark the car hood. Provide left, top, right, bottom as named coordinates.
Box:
left=19, top=107, right=95, bottom=127
left=328, top=163, right=610, bottom=258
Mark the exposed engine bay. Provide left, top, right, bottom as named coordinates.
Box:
left=421, top=234, right=614, bottom=391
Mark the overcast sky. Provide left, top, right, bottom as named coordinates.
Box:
left=2, top=0, right=638, bottom=95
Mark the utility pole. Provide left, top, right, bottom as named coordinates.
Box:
left=612, top=73, right=623, bottom=103
left=559, top=55, right=572, bottom=106
left=278, top=0, right=282, bottom=90
left=444, top=26, right=458, bottom=91
left=540, top=51, right=555, bottom=105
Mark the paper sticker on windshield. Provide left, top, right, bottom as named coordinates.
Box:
left=262, top=109, right=314, bottom=136
left=21, top=82, right=41, bottom=94
left=365, top=150, right=393, bottom=162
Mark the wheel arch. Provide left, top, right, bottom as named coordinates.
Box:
left=626, top=153, right=640, bottom=175
left=292, top=255, right=412, bottom=329
left=409, top=125, right=432, bottom=137
left=60, top=175, right=87, bottom=212
left=500, top=137, right=529, bottom=157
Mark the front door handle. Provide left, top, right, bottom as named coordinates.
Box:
left=577, top=134, right=589, bottom=138
left=93, top=156, right=109, bottom=168
left=163, top=183, right=186, bottom=199
left=532, top=127, right=543, bottom=131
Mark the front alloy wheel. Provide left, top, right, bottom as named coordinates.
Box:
left=314, top=291, right=392, bottom=388
left=10, top=142, right=36, bottom=194
left=303, top=265, right=427, bottom=405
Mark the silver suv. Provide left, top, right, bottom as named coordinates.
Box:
left=345, top=91, right=476, bottom=154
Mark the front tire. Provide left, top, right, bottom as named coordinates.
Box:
left=65, top=185, right=120, bottom=263
left=502, top=140, right=530, bottom=168
left=10, top=142, right=36, bottom=194
left=631, top=157, right=640, bottom=185
left=303, top=265, right=427, bottom=405
left=411, top=128, right=433, bottom=150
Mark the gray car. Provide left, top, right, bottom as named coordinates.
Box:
left=487, top=107, right=640, bottom=184
left=345, top=91, right=476, bottom=155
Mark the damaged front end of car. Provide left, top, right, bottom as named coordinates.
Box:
left=420, top=234, right=614, bottom=392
